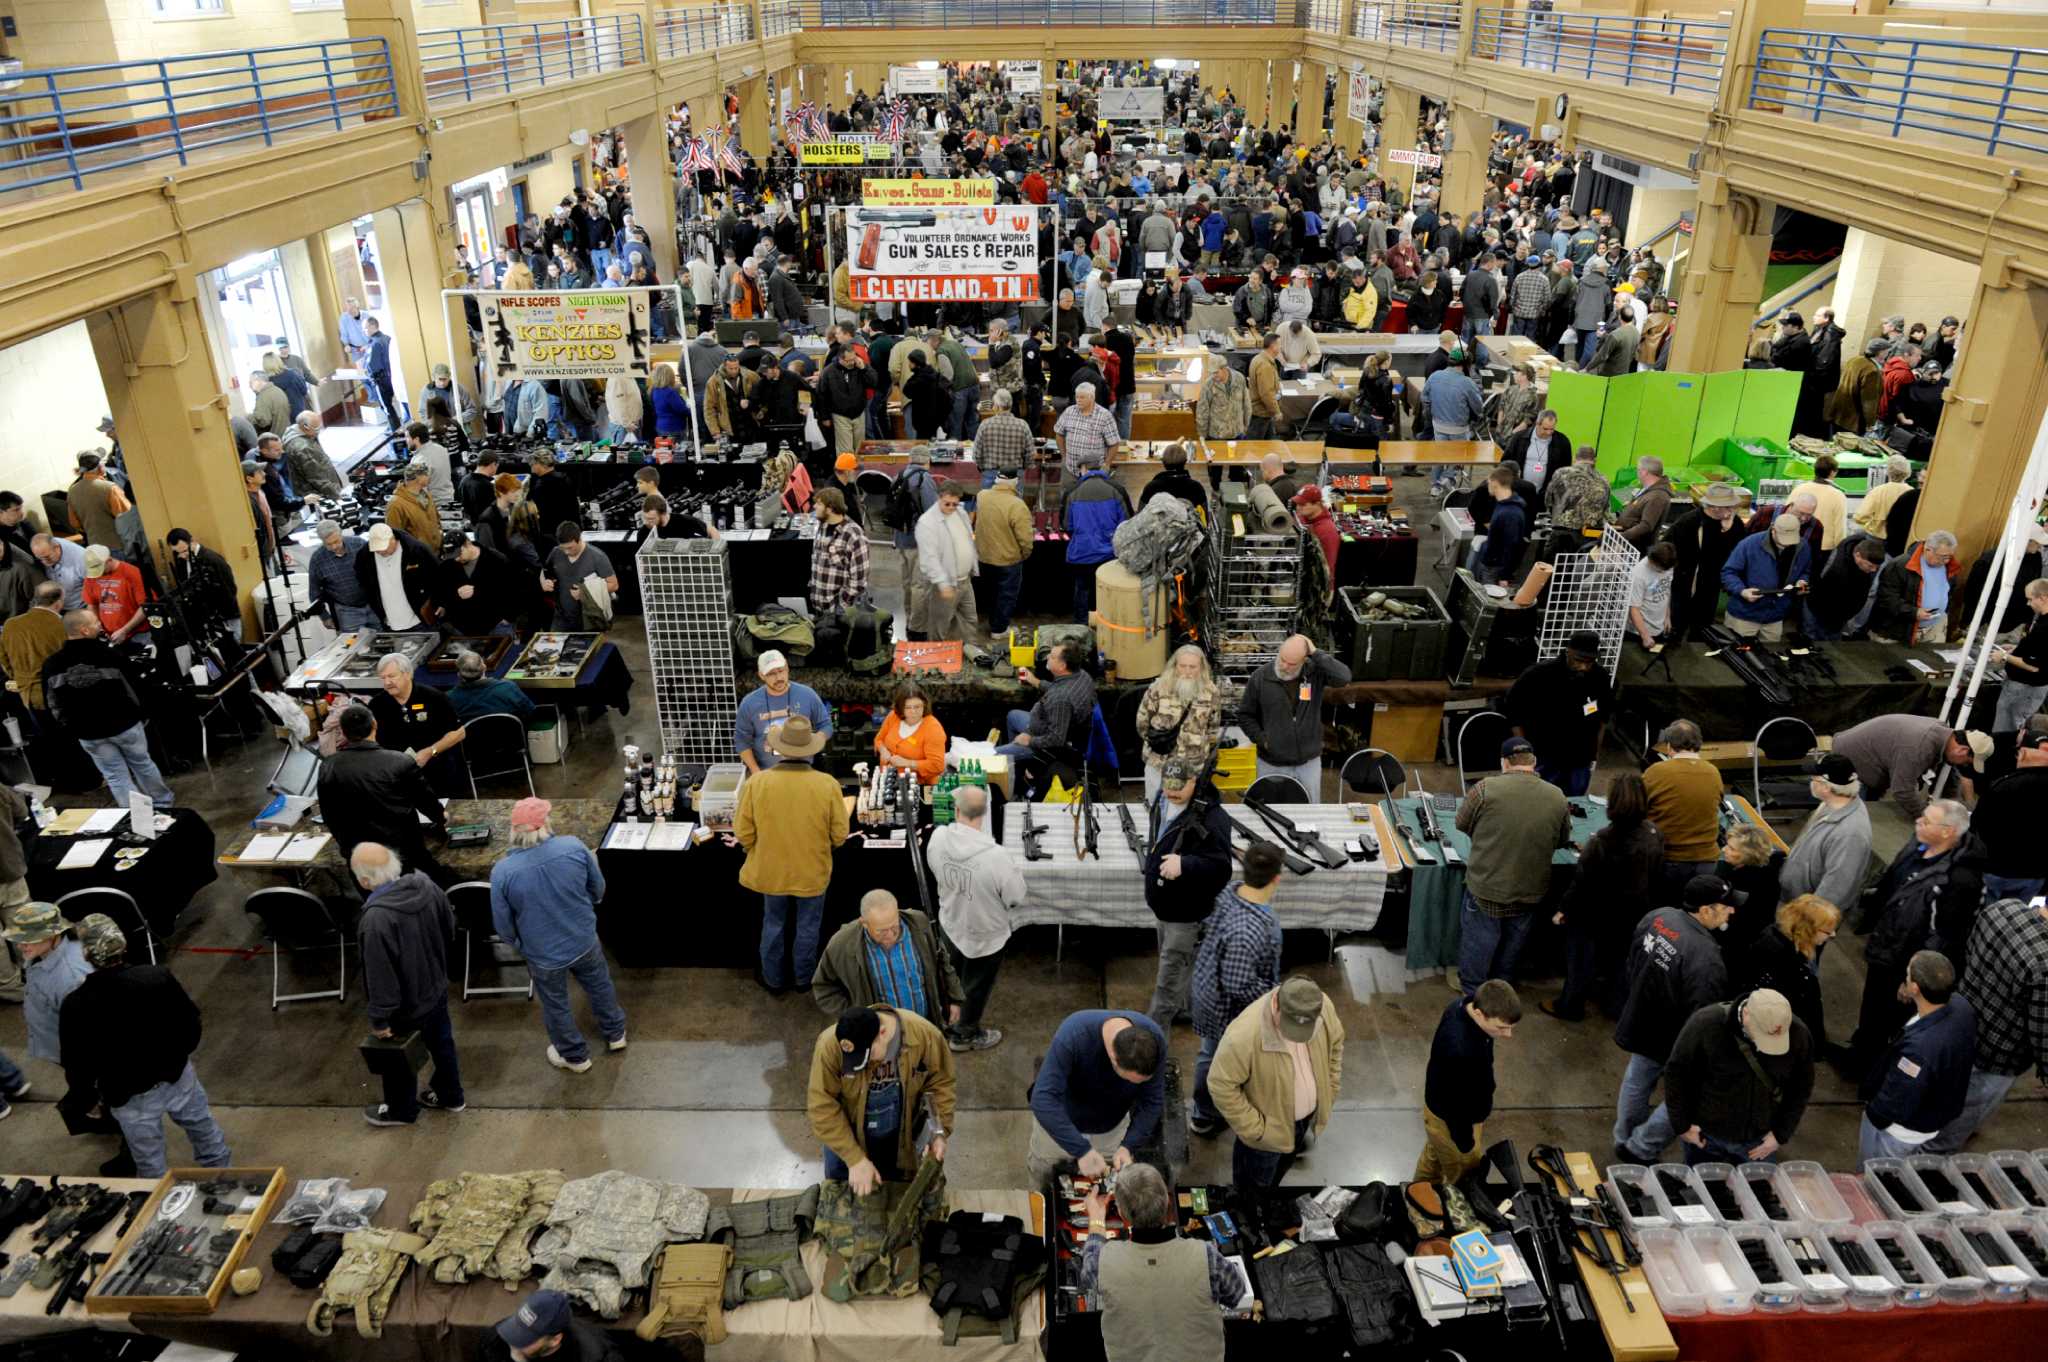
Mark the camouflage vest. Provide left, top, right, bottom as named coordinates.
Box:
left=532, top=1170, right=712, bottom=1319
left=307, top=1228, right=428, bottom=1339
left=812, top=1155, right=949, bottom=1303
left=409, top=1170, right=565, bottom=1288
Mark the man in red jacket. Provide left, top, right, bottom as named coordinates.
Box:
left=1292, top=487, right=1339, bottom=586
left=79, top=546, right=150, bottom=642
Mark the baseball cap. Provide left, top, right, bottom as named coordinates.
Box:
left=756, top=649, right=788, bottom=675
left=1770, top=513, right=1803, bottom=546
left=2, top=902, right=65, bottom=945
left=1276, top=977, right=1324, bottom=1043
left=1683, top=874, right=1748, bottom=911
left=837, top=1007, right=882, bottom=1075
left=510, top=797, right=552, bottom=831
left=1566, top=629, right=1601, bottom=659
left=834, top=453, right=858, bottom=472
left=96, top=416, right=115, bottom=435
left=1956, top=729, right=1993, bottom=772
left=1160, top=756, right=1198, bottom=785
left=78, top=913, right=126, bottom=968
left=495, top=1291, right=572, bottom=1351
left=83, top=546, right=110, bottom=578
left=1291, top=485, right=1323, bottom=506
left=1815, top=753, right=1859, bottom=789
left=1743, top=989, right=1794, bottom=1056
left=1501, top=737, right=1535, bottom=759
left=76, top=451, right=101, bottom=472
left=366, top=524, right=395, bottom=552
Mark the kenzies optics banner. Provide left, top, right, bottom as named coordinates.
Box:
left=846, top=205, right=1040, bottom=304
left=479, top=292, right=652, bottom=379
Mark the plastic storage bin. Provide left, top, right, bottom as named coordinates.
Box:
left=1816, top=1223, right=1906, bottom=1311
left=1721, top=1221, right=1804, bottom=1312
left=1865, top=1158, right=1941, bottom=1219
left=1637, top=1228, right=1711, bottom=1316
left=1948, top=1153, right=2031, bottom=1214
left=1954, top=1216, right=2035, bottom=1300
left=1607, top=1163, right=1674, bottom=1228
left=1736, top=1163, right=1801, bottom=1223
left=1773, top=1223, right=1852, bottom=1312
left=1904, top=1220, right=1989, bottom=1304
left=1863, top=1220, right=1945, bottom=1307
left=1907, top=1154, right=1985, bottom=1214
left=1832, top=1171, right=1884, bottom=1224
left=1990, top=1150, right=2048, bottom=1212
left=1652, top=1164, right=1719, bottom=1226
left=692, top=762, right=748, bottom=830
left=1694, top=1163, right=1765, bottom=1223
left=1997, top=1214, right=2048, bottom=1300
left=1678, top=1225, right=1763, bottom=1315
left=1779, top=1160, right=1854, bottom=1223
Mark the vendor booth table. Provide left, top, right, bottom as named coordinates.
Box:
left=28, top=808, right=216, bottom=938
left=412, top=640, right=636, bottom=716
left=1610, top=640, right=1944, bottom=744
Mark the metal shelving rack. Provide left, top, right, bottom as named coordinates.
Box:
left=637, top=537, right=739, bottom=762
left=1205, top=484, right=1305, bottom=681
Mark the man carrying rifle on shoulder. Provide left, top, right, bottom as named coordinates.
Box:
left=1140, top=757, right=1235, bottom=1036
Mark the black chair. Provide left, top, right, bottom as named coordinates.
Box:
left=1339, top=747, right=1408, bottom=800
left=449, top=880, right=533, bottom=1001
left=1245, top=774, right=1311, bottom=805
left=1753, top=716, right=1823, bottom=812
left=1454, top=710, right=1513, bottom=788
left=243, top=887, right=347, bottom=1009
left=464, top=712, right=535, bottom=797
left=1299, top=394, right=1343, bottom=438
left=55, top=887, right=155, bottom=964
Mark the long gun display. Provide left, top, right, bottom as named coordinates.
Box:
left=1702, top=625, right=1793, bottom=708
left=1072, top=782, right=1099, bottom=861
left=1382, top=796, right=1435, bottom=865
left=1242, top=797, right=1349, bottom=870
left=1019, top=801, right=1049, bottom=862
left=1226, top=814, right=1315, bottom=876
left=1116, top=801, right=1144, bottom=857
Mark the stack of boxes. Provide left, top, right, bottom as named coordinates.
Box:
left=636, top=538, right=738, bottom=763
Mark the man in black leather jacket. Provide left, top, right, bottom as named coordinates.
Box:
left=317, top=705, right=453, bottom=885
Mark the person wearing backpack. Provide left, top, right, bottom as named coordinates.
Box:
left=887, top=449, right=940, bottom=639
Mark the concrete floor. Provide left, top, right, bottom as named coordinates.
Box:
left=1, top=469, right=2041, bottom=1191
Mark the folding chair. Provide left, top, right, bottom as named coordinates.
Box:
left=55, top=887, right=156, bottom=964
left=464, top=712, right=536, bottom=797
left=1245, top=774, right=1311, bottom=805
left=243, top=887, right=348, bottom=1008
left=1753, top=715, right=1822, bottom=812
left=1454, top=710, right=1513, bottom=789
left=449, top=880, right=533, bottom=1000
left=1339, top=747, right=1408, bottom=800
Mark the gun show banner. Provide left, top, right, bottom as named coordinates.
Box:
left=861, top=178, right=995, bottom=206
left=797, top=135, right=898, bottom=166
left=846, top=205, right=1040, bottom=304
left=479, top=292, right=652, bottom=379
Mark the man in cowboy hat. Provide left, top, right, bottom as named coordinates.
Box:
left=735, top=715, right=849, bottom=996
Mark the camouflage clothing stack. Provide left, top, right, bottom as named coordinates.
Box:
left=811, top=1158, right=949, bottom=1303
left=307, top=1228, right=428, bottom=1339
left=531, top=1169, right=712, bottom=1318
left=707, top=1185, right=819, bottom=1309
left=409, top=1169, right=566, bottom=1290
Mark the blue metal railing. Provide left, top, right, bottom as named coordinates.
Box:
left=800, top=1, right=1285, bottom=26
left=1303, top=0, right=1341, bottom=35
left=656, top=4, right=757, bottom=57
left=1751, top=29, right=2048, bottom=158
left=1352, top=1, right=1461, bottom=54
left=0, top=38, right=398, bottom=195
left=1472, top=7, right=1726, bottom=100
left=418, top=15, right=645, bottom=108
left=764, top=0, right=803, bottom=37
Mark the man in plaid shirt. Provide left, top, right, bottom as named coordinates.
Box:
left=1932, top=896, right=2048, bottom=1150
left=1054, top=383, right=1123, bottom=480
left=807, top=486, right=869, bottom=615
left=1187, top=842, right=1285, bottom=1137
left=1509, top=254, right=1557, bottom=337
left=972, top=390, right=1036, bottom=487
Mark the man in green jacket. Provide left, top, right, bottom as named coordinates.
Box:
left=1454, top=738, right=1573, bottom=991
left=810, top=890, right=964, bottom=1031
left=930, top=329, right=983, bottom=443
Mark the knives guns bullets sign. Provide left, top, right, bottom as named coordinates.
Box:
left=847, top=204, right=1041, bottom=303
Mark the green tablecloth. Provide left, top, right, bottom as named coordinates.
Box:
left=1396, top=794, right=1608, bottom=971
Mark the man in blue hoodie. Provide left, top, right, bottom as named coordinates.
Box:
left=1063, top=459, right=1132, bottom=624
left=1473, top=465, right=1528, bottom=587
left=1858, top=950, right=1978, bottom=1168
left=1719, top=514, right=1814, bottom=642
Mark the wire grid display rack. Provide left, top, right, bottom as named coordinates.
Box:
left=638, top=537, right=739, bottom=762
left=1205, top=486, right=1305, bottom=680
left=1534, top=525, right=1639, bottom=680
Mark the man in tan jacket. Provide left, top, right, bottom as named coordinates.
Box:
left=807, top=1004, right=955, bottom=1193
left=1247, top=332, right=1284, bottom=439
left=974, top=473, right=1035, bottom=637
left=1206, top=977, right=1344, bottom=1186
left=383, top=460, right=444, bottom=555
left=736, top=716, right=850, bottom=995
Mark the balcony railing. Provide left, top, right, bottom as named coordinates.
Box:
left=0, top=37, right=398, bottom=197
left=1472, top=8, right=1727, bottom=101
left=1352, top=2, right=1461, bottom=55
left=764, top=0, right=803, bottom=37
left=418, top=15, right=645, bottom=108
left=1302, top=0, right=1341, bottom=34
left=1751, top=29, right=2048, bottom=159
left=800, top=0, right=1284, bottom=26
left=656, top=4, right=758, bottom=57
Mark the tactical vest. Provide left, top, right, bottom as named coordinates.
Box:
left=1096, top=1236, right=1225, bottom=1362
left=635, top=1242, right=733, bottom=1347
left=708, top=1185, right=819, bottom=1309
left=812, top=1156, right=948, bottom=1302
left=410, top=1169, right=565, bottom=1287
left=306, top=1228, right=428, bottom=1339
left=1325, top=1243, right=1415, bottom=1350
left=926, top=1211, right=1047, bottom=1346
left=531, top=1170, right=712, bottom=1319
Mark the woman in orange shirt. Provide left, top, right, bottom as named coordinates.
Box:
left=873, top=682, right=947, bottom=785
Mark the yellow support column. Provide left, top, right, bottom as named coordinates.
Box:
left=1664, top=178, right=1775, bottom=374
left=1914, top=269, right=2048, bottom=562
left=1441, top=102, right=1490, bottom=219
left=1243, top=59, right=1269, bottom=128
left=1297, top=60, right=1328, bottom=138
left=297, top=234, right=346, bottom=378
left=1331, top=66, right=1364, bottom=152
left=86, top=288, right=262, bottom=598
left=342, top=0, right=430, bottom=121
left=736, top=75, right=770, bottom=160
left=370, top=198, right=456, bottom=418
left=1380, top=83, right=1421, bottom=203
left=623, top=112, right=680, bottom=284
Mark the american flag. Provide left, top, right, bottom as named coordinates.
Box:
left=709, top=131, right=745, bottom=179
left=679, top=137, right=713, bottom=176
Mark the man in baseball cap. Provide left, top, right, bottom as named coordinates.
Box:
left=807, top=1005, right=955, bottom=1195
left=490, top=1289, right=591, bottom=1360
left=1609, top=875, right=1740, bottom=1161
left=735, top=647, right=830, bottom=774
left=1663, top=987, right=1814, bottom=1165
left=1203, top=976, right=1342, bottom=1186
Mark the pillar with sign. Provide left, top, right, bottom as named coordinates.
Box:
left=1334, top=69, right=1368, bottom=154
left=1380, top=83, right=1423, bottom=204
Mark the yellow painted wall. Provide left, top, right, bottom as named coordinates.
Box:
left=0, top=322, right=114, bottom=508
left=1824, top=227, right=1981, bottom=354
left=517, top=145, right=580, bottom=217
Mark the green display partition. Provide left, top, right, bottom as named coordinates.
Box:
left=1596, top=378, right=1646, bottom=478
left=1545, top=370, right=1608, bottom=464
left=1736, top=369, right=1801, bottom=441
left=1691, top=371, right=1747, bottom=461
left=1637, top=372, right=1707, bottom=467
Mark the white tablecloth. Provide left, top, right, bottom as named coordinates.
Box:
left=998, top=802, right=1389, bottom=933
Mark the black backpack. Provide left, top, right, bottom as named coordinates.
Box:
left=885, top=467, right=929, bottom=533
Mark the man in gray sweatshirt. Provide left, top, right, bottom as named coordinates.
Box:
left=923, top=785, right=1023, bottom=1053
left=1776, top=754, right=1874, bottom=911
left=1234, top=634, right=1351, bottom=797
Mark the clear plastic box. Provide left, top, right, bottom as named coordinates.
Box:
left=1779, top=1160, right=1854, bottom=1223
left=1904, top=1219, right=1989, bottom=1304
left=1637, top=1228, right=1712, bottom=1317
left=1773, top=1222, right=1852, bottom=1312
left=1681, top=1225, right=1764, bottom=1314
left=1652, top=1164, right=1718, bottom=1227
left=1954, top=1216, right=2035, bottom=1300
left=1949, top=1153, right=2031, bottom=1214
left=1816, top=1222, right=1904, bottom=1311
left=1721, top=1221, right=1804, bottom=1312
left=1908, top=1154, right=1986, bottom=1214
left=1989, top=1150, right=2048, bottom=1212
left=1736, top=1162, right=1801, bottom=1223
left=1693, top=1163, right=1766, bottom=1223
left=1833, top=1172, right=1883, bottom=1224
left=1865, top=1158, right=1941, bottom=1219
left=1863, top=1220, right=1944, bottom=1307
left=1997, top=1213, right=2048, bottom=1301
left=1607, top=1163, right=1674, bottom=1229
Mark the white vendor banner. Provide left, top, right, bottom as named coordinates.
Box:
left=847, top=205, right=1040, bottom=304
left=479, top=291, right=653, bottom=380
left=1347, top=70, right=1371, bottom=123
left=889, top=65, right=949, bottom=96
left=1006, top=60, right=1043, bottom=95
left=1098, top=86, right=1166, bottom=122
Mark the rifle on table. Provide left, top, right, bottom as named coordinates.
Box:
left=1019, top=801, right=1049, bottom=861
left=1243, top=797, right=1349, bottom=869
left=1226, top=814, right=1314, bottom=876
left=1116, top=801, right=1144, bottom=857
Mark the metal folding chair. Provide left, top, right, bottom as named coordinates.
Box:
left=449, top=880, right=534, bottom=1000
left=243, top=887, right=347, bottom=1008
left=55, top=886, right=156, bottom=964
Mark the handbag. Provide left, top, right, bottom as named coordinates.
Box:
left=1143, top=708, right=1187, bottom=757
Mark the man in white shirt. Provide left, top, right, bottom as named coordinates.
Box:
left=913, top=482, right=980, bottom=644
left=1628, top=542, right=1678, bottom=647
left=365, top=523, right=423, bottom=631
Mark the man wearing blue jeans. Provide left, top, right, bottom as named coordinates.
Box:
left=1187, top=842, right=1285, bottom=1136
left=1665, top=989, right=1814, bottom=1167
left=1611, top=878, right=1740, bottom=1162
left=0, top=1050, right=29, bottom=1120
left=40, top=610, right=175, bottom=810
left=996, top=644, right=1097, bottom=803
left=1453, top=739, right=1573, bottom=989
left=808, top=1005, right=955, bottom=1193
left=490, top=798, right=628, bottom=1073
